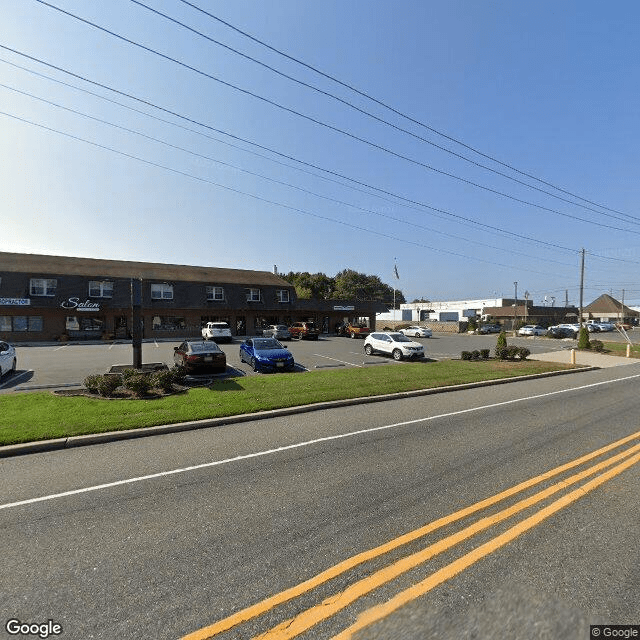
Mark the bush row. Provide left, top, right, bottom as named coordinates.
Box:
left=495, top=346, right=530, bottom=361
left=83, top=367, right=187, bottom=398
left=460, top=349, right=490, bottom=361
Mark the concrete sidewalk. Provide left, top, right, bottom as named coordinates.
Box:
left=529, top=349, right=640, bottom=368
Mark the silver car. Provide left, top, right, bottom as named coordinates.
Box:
left=364, top=332, right=425, bottom=361
left=398, top=326, right=432, bottom=338
left=263, top=324, right=291, bottom=340
left=0, top=341, right=17, bottom=377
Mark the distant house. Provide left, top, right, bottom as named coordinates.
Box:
left=583, top=294, right=639, bottom=324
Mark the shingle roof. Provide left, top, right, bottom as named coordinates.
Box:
left=0, top=252, right=293, bottom=287
left=584, top=293, right=638, bottom=315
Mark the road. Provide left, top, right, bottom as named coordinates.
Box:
left=1, top=364, right=639, bottom=639
left=0, top=331, right=606, bottom=392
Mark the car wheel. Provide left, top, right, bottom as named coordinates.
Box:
left=392, top=349, right=403, bottom=361
left=364, top=344, right=373, bottom=356
left=250, top=357, right=258, bottom=372
left=415, top=332, right=420, bottom=337
left=11, top=359, right=17, bottom=374
left=350, top=332, right=356, bottom=339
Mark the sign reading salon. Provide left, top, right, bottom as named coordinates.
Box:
left=60, top=297, right=101, bottom=312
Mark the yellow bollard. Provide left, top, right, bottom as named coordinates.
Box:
left=627, top=344, right=631, bottom=358
left=571, top=349, right=576, bottom=365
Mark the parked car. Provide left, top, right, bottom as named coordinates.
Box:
left=615, top=322, right=633, bottom=331
left=478, top=323, right=502, bottom=334
left=363, top=332, right=425, bottom=361
left=398, top=326, right=432, bottom=338
left=335, top=322, right=371, bottom=338
left=289, top=321, right=320, bottom=340
left=517, top=325, right=546, bottom=336
left=173, top=340, right=227, bottom=373
left=263, top=324, right=291, bottom=340
left=239, top=337, right=295, bottom=372
left=201, top=322, right=233, bottom=343
left=546, top=326, right=575, bottom=339
left=0, top=341, right=17, bottom=377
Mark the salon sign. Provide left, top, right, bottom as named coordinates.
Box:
left=60, top=297, right=101, bottom=312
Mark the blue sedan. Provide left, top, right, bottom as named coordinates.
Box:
left=239, top=337, right=295, bottom=373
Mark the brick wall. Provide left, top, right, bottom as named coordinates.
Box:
left=374, top=320, right=465, bottom=333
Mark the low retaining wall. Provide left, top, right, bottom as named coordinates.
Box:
left=374, top=321, right=466, bottom=334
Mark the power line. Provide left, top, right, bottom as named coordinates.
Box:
left=0, top=46, right=589, bottom=254
left=30, top=1, right=640, bottom=233
left=177, top=0, right=634, bottom=220
left=0, top=108, right=569, bottom=278
left=125, top=0, right=635, bottom=223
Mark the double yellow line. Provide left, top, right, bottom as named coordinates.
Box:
left=182, top=430, right=640, bottom=640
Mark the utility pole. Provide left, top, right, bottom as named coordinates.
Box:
left=621, top=289, right=625, bottom=323
left=131, top=277, right=142, bottom=369
left=513, top=281, right=518, bottom=333
left=578, top=249, right=585, bottom=328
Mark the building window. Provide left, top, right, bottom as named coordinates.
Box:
left=30, top=278, right=57, bottom=296
left=0, top=316, right=43, bottom=331
left=246, top=288, right=261, bottom=302
left=276, top=289, right=290, bottom=303
left=152, top=316, right=185, bottom=331
left=89, top=281, right=113, bottom=298
left=206, top=286, right=224, bottom=301
left=151, top=283, right=173, bottom=300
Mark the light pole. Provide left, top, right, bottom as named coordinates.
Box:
left=513, top=281, right=518, bottom=333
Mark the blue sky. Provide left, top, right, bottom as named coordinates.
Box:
left=2, top=0, right=639, bottom=305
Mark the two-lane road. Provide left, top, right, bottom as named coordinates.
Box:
left=1, top=364, right=639, bottom=639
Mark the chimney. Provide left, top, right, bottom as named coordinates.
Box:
left=273, top=265, right=278, bottom=275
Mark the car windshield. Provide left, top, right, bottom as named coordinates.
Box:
left=388, top=333, right=412, bottom=342
left=189, top=342, right=222, bottom=353
left=276, top=325, right=288, bottom=331
left=253, top=338, right=283, bottom=350
left=210, top=323, right=230, bottom=329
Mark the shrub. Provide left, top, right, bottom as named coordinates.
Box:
left=590, top=339, right=604, bottom=352
left=152, top=369, right=176, bottom=392
left=97, top=374, right=122, bottom=397
left=471, top=350, right=481, bottom=360
left=120, top=368, right=138, bottom=381
left=171, top=365, right=188, bottom=384
left=578, top=327, right=591, bottom=349
left=467, top=317, right=477, bottom=331
left=495, top=331, right=507, bottom=358
left=461, top=351, right=472, bottom=360
left=518, top=347, right=531, bottom=360
left=480, top=349, right=490, bottom=359
left=83, top=374, right=102, bottom=393
left=123, top=373, right=152, bottom=398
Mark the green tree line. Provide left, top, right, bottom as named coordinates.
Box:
left=283, top=269, right=406, bottom=304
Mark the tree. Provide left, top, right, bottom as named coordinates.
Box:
left=578, top=326, right=591, bottom=350
left=332, top=269, right=405, bottom=303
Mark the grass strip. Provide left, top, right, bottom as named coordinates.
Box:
left=0, top=360, right=574, bottom=446
left=599, top=341, right=640, bottom=358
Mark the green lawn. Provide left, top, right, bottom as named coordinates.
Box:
left=599, top=341, right=640, bottom=358
left=0, top=360, right=575, bottom=446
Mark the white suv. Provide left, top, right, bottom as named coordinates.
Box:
left=201, top=322, right=233, bottom=343
left=364, top=332, right=425, bottom=361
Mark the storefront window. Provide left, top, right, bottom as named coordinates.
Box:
left=152, top=316, right=185, bottom=331
left=0, top=316, right=43, bottom=331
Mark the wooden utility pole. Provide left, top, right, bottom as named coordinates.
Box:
left=578, top=249, right=585, bottom=327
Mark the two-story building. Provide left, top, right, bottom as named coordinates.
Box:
left=0, top=253, right=386, bottom=342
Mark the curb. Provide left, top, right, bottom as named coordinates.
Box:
left=0, top=366, right=594, bottom=458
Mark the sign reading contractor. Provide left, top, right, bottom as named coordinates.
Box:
left=61, top=297, right=101, bottom=312
left=0, top=298, right=30, bottom=305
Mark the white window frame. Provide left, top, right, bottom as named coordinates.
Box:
left=206, top=286, right=225, bottom=301
left=277, top=289, right=290, bottom=303
left=29, top=278, right=57, bottom=297
left=151, top=283, right=173, bottom=300
left=89, top=281, right=113, bottom=298
left=246, top=288, right=261, bottom=303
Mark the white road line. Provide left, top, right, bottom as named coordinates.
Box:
left=53, top=344, right=68, bottom=351
left=2, top=372, right=640, bottom=512
left=313, top=354, right=363, bottom=368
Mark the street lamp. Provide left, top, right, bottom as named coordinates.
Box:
left=513, top=281, right=518, bottom=333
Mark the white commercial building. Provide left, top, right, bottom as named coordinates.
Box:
left=377, top=298, right=515, bottom=323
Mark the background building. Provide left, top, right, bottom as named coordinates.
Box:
left=0, top=253, right=385, bottom=342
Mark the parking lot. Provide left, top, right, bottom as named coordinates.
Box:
left=0, top=330, right=634, bottom=393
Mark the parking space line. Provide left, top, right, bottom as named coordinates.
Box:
left=313, top=354, right=363, bottom=368
left=53, top=344, right=69, bottom=351
left=0, top=370, right=33, bottom=389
